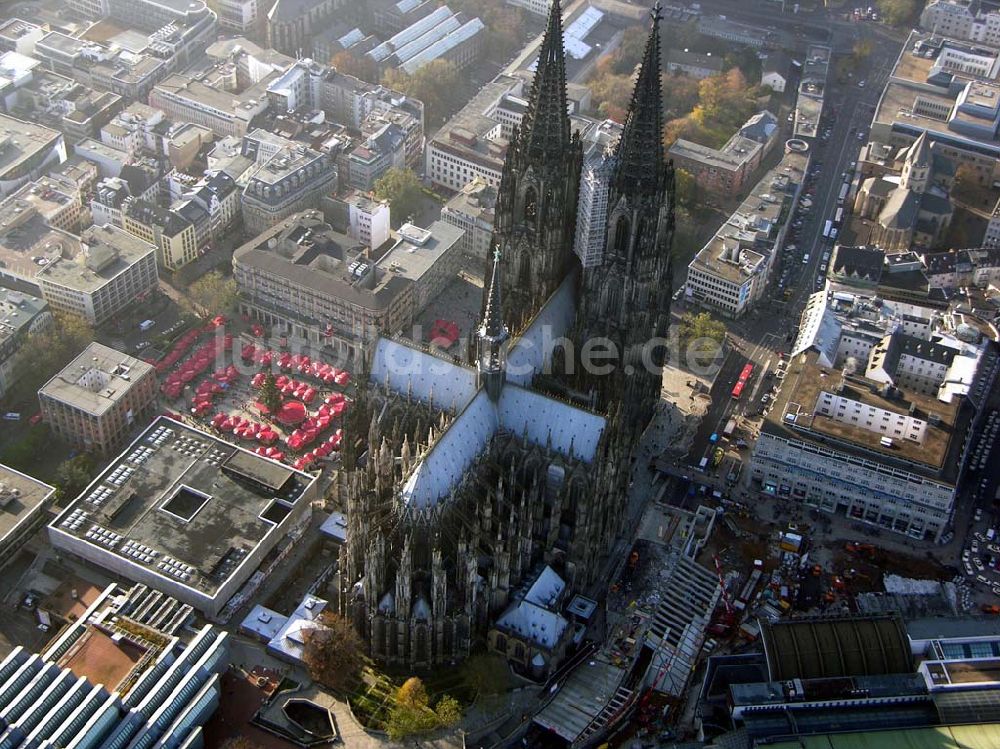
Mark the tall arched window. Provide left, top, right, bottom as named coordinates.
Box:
left=634, top=217, right=647, bottom=256
left=605, top=282, right=621, bottom=320
left=523, top=186, right=538, bottom=228
left=519, top=252, right=532, bottom=287
left=613, top=215, right=630, bottom=256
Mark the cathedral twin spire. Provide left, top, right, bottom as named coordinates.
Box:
left=518, top=0, right=572, bottom=163
left=613, top=2, right=665, bottom=197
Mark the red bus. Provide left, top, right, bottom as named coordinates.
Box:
left=732, top=364, right=753, bottom=399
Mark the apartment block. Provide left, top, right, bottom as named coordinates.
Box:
left=347, top=121, right=406, bottom=192
left=240, top=132, right=339, bottom=235
left=122, top=199, right=198, bottom=272
left=669, top=111, right=779, bottom=198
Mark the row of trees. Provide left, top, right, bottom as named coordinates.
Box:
left=877, top=0, right=921, bottom=27
left=187, top=270, right=238, bottom=318
left=11, top=312, right=94, bottom=406
left=300, top=612, right=514, bottom=739
left=387, top=677, right=462, bottom=740
left=373, top=167, right=424, bottom=226
left=664, top=68, right=767, bottom=150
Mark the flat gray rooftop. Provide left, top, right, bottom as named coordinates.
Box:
left=39, top=342, right=154, bottom=416
left=0, top=113, right=61, bottom=177
left=0, top=463, right=54, bottom=543
left=52, top=417, right=314, bottom=596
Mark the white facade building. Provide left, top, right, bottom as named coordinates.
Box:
left=440, top=177, right=496, bottom=259
left=573, top=119, right=620, bottom=269
left=346, top=193, right=390, bottom=248
left=505, top=0, right=552, bottom=15
left=749, top=289, right=988, bottom=543
left=684, top=150, right=807, bottom=318
left=921, top=0, right=1000, bottom=46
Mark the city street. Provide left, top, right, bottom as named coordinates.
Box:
left=679, top=20, right=903, bottom=478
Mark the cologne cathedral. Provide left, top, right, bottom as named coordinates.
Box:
left=338, top=0, right=675, bottom=668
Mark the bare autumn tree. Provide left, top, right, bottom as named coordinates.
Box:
left=301, top=613, right=365, bottom=691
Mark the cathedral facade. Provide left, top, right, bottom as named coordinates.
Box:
left=338, top=1, right=675, bottom=669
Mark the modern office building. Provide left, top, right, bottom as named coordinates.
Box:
left=425, top=74, right=521, bottom=192
left=39, top=342, right=157, bottom=455
left=149, top=74, right=270, bottom=139
left=869, top=32, right=1000, bottom=190
left=9, top=177, right=85, bottom=233
left=749, top=288, right=988, bottom=541
left=49, top=416, right=320, bottom=616
left=0, top=19, right=45, bottom=56
left=0, top=200, right=83, bottom=293
left=0, top=581, right=227, bottom=749
left=216, top=0, right=262, bottom=34
left=34, top=224, right=158, bottom=325
left=326, top=192, right=391, bottom=249
left=920, top=0, right=1000, bottom=47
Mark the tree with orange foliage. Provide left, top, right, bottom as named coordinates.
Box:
left=330, top=50, right=380, bottom=84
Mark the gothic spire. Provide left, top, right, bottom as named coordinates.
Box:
left=519, top=0, right=571, bottom=162
left=479, top=248, right=508, bottom=345
left=613, top=2, right=664, bottom=195
left=478, top=247, right=509, bottom=402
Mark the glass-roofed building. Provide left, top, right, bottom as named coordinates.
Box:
left=0, top=581, right=227, bottom=749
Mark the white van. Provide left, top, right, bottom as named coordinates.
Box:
left=139, top=319, right=155, bottom=332
left=3, top=412, right=20, bottom=421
